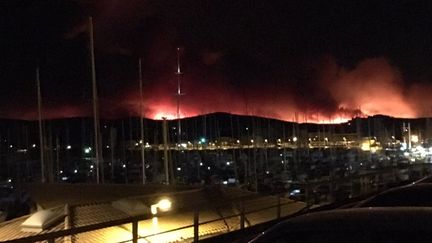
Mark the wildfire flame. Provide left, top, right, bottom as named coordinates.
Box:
left=0, top=57, right=428, bottom=124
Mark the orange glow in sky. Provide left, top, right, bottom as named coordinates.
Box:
left=2, top=58, right=429, bottom=124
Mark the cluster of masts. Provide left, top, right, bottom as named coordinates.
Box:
left=36, top=17, right=184, bottom=185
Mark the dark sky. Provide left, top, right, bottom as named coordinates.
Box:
left=2, top=0, right=432, bottom=122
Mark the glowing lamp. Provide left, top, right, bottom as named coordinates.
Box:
left=151, top=205, right=157, bottom=215
left=411, top=135, right=419, bottom=143
left=158, top=199, right=172, bottom=212
left=151, top=198, right=172, bottom=215
left=361, top=142, right=370, bottom=151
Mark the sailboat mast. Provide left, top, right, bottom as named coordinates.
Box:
left=89, top=17, right=101, bottom=184
left=36, top=67, right=45, bottom=183
left=162, top=117, right=170, bottom=184
left=139, top=58, right=146, bottom=184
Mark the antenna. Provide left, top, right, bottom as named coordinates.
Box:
left=176, top=47, right=185, bottom=144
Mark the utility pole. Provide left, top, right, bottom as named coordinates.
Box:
left=36, top=67, right=45, bottom=183
left=89, top=17, right=102, bottom=183
left=138, top=58, right=146, bottom=184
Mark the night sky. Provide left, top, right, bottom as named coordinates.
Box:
left=2, top=0, right=432, bottom=122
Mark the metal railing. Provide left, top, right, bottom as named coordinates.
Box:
left=132, top=198, right=296, bottom=243
left=3, top=197, right=298, bottom=243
